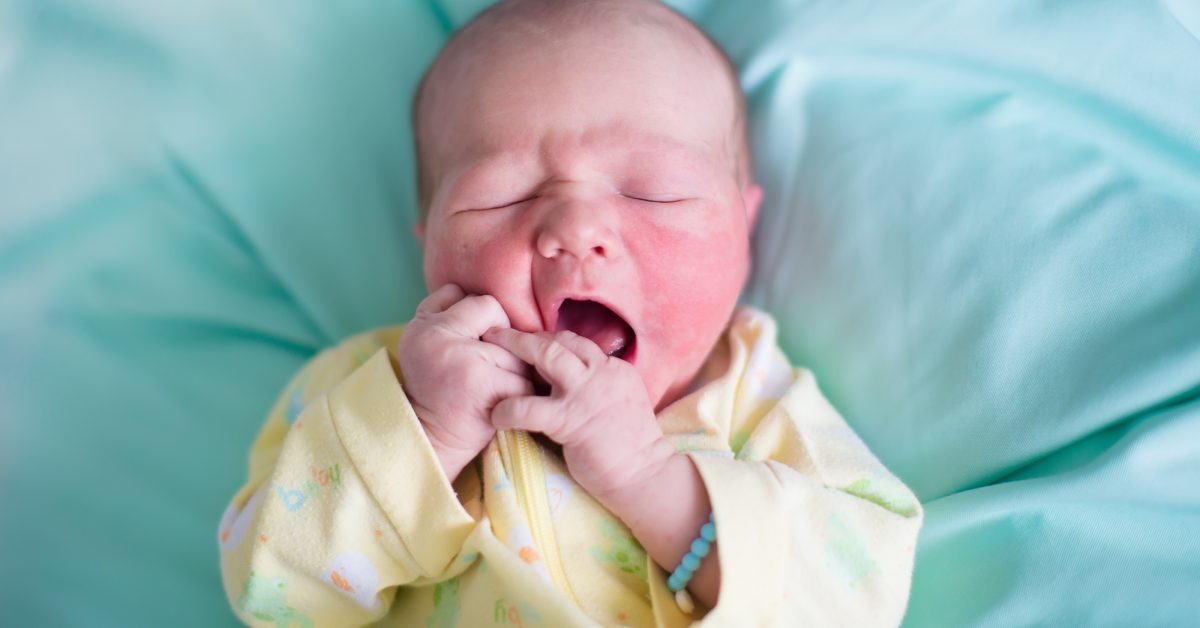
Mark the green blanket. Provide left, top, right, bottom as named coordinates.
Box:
left=1, top=0, right=1197, bottom=625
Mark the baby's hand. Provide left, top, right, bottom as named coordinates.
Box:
left=480, top=328, right=673, bottom=501
left=398, top=284, right=533, bottom=481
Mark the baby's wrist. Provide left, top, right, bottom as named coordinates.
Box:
left=416, top=413, right=484, bottom=483
left=587, top=437, right=677, bottom=511
left=427, top=436, right=474, bottom=483
left=598, top=449, right=720, bottom=607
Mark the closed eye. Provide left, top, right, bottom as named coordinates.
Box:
left=473, top=196, right=537, bottom=211
left=622, top=194, right=686, bottom=204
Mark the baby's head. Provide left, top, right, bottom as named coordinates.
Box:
left=411, top=0, right=762, bottom=410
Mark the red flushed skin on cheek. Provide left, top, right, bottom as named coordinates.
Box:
left=422, top=211, right=544, bottom=334
left=620, top=203, right=750, bottom=408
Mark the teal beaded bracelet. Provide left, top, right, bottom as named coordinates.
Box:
left=667, top=512, right=715, bottom=594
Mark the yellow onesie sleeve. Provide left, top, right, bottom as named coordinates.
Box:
left=666, top=308, right=924, bottom=627
left=217, top=328, right=479, bottom=627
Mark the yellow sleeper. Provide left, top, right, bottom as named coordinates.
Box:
left=219, top=307, right=923, bottom=627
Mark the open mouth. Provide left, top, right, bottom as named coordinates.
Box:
left=555, top=299, right=636, bottom=361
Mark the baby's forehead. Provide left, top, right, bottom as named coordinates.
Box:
left=432, top=0, right=727, bottom=87
left=432, top=81, right=736, bottom=190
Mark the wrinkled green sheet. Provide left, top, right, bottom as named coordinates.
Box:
left=1, top=0, right=1197, bottom=625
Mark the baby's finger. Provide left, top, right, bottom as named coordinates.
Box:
left=477, top=342, right=531, bottom=378
left=442, top=294, right=513, bottom=338
left=537, top=330, right=606, bottom=365
left=491, top=395, right=564, bottom=438
left=417, top=283, right=466, bottom=315
left=487, top=368, right=535, bottom=402
left=481, top=327, right=587, bottom=390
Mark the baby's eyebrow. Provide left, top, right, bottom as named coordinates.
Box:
left=441, top=154, right=534, bottom=202
left=588, top=125, right=716, bottom=160
left=451, top=147, right=535, bottom=178
left=612, top=134, right=730, bottom=175
left=451, top=130, right=721, bottom=188
left=617, top=140, right=723, bottom=180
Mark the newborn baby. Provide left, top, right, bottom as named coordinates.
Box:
left=219, top=1, right=922, bottom=625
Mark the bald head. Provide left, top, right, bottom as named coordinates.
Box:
left=410, top=0, right=751, bottom=219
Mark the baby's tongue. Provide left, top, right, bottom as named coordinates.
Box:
left=555, top=299, right=633, bottom=358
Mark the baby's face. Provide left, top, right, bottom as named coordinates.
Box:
left=416, top=19, right=761, bottom=410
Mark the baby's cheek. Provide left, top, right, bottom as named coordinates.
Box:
left=426, top=230, right=505, bottom=288
left=429, top=233, right=540, bottom=329
left=627, top=218, right=749, bottom=395
left=634, top=221, right=748, bottom=311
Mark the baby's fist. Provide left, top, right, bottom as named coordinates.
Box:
left=481, top=328, right=670, bottom=500
left=397, top=284, right=532, bottom=480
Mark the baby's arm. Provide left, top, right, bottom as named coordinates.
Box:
left=220, top=285, right=535, bottom=626
left=484, top=313, right=923, bottom=625
left=679, top=315, right=924, bottom=625
left=218, top=334, right=477, bottom=626
left=218, top=303, right=524, bottom=626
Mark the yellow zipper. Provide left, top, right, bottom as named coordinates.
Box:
left=502, top=429, right=582, bottom=607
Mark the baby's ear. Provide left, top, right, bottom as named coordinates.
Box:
left=742, top=183, right=763, bottom=231
left=412, top=220, right=426, bottom=246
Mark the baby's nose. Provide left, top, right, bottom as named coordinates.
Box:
left=535, top=201, right=619, bottom=262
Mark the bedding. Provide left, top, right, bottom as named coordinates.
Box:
left=1, top=0, right=1197, bottom=625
